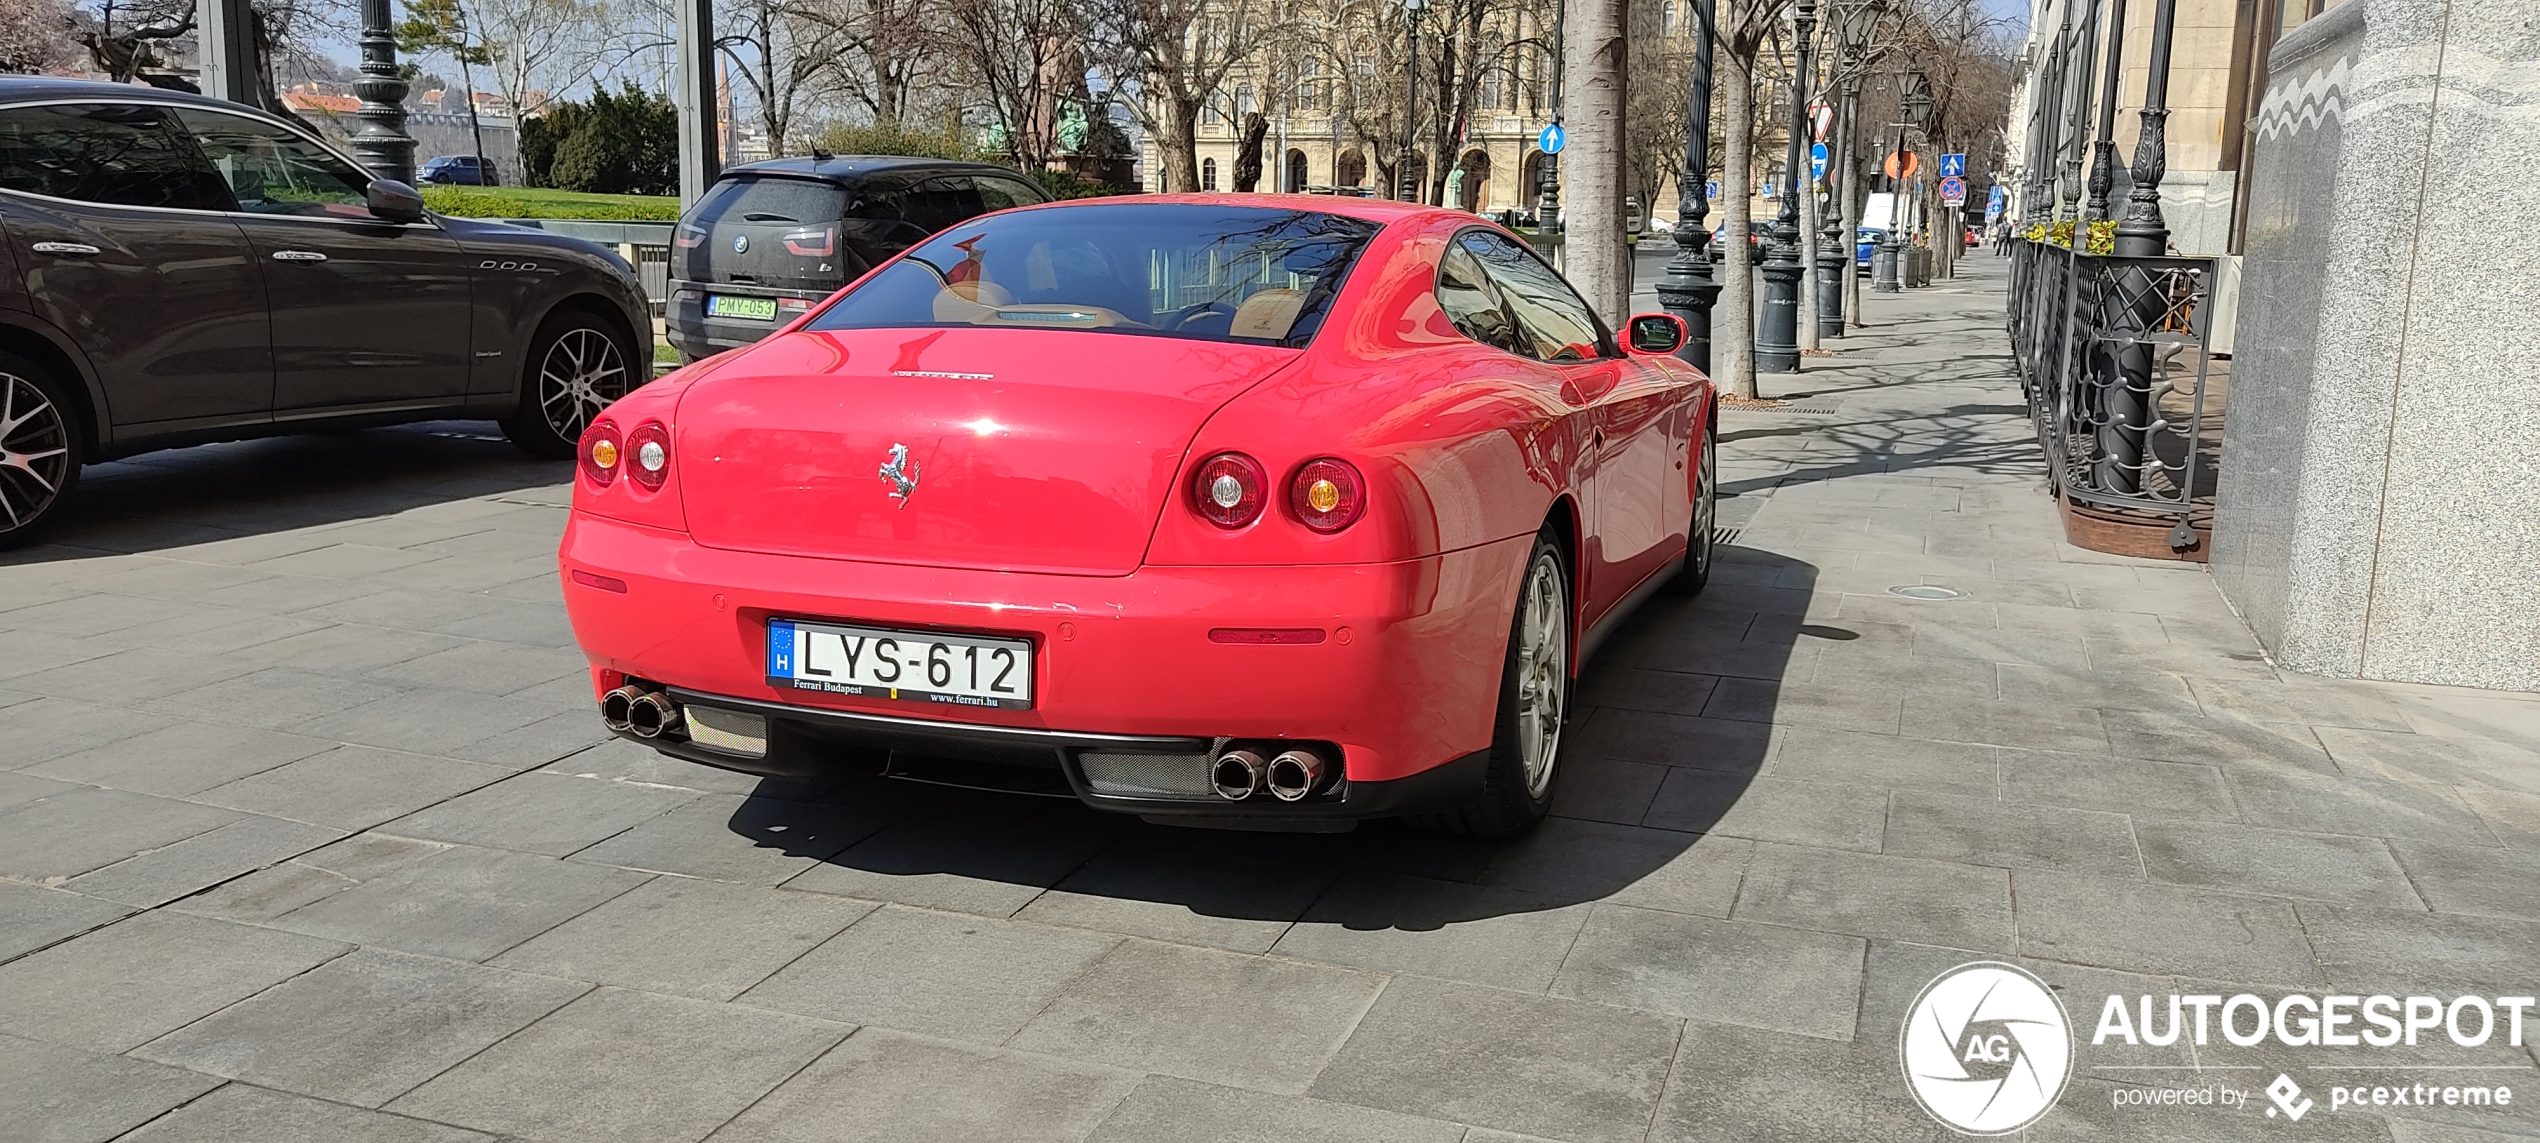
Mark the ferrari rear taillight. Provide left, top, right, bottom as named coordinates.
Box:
left=581, top=420, right=623, bottom=486
left=1191, top=452, right=1267, bottom=528
left=783, top=227, right=835, bottom=257
left=1288, top=458, right=1366, bottom=533
left=626, top=421, right=672, bottom=491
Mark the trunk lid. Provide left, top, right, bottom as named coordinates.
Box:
left=675, top=327, right=1298, bottom=575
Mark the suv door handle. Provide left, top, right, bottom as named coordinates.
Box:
left=270, top=250, right=328, bottom=263
left=30, top=242, right=100, bottom=257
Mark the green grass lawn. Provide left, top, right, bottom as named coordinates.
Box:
left=421, top=185, right=681, bottom=221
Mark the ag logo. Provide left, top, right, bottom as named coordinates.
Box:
left=1901, top=961, right=2074, bottom=1135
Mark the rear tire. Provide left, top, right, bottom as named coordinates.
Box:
left=1664, top=409, right=1717, bottom=595
left=501, top=310, right=636, bottom=459
left=1411, top=530, right=1570, bottom=838
left=0, top=352, right=82, bottom=551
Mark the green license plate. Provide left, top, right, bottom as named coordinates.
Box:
left=707, top=295, right=780, bottom=321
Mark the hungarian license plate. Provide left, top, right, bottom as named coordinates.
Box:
left=766, top=619, right=1034, bottom=710
left=707, top=294, right=780, bottom=321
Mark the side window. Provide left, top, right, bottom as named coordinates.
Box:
left=971, top=175, right=1046, bottom=211
left=0, top=103, right=232, bottom=211
left=168, top=107, right=374, bottom=220
left=1461, top=231, right=1610, bottom=362
left=909, top=175, right=987, bottom=233
left=1435, top=241, right=1521, bottom=354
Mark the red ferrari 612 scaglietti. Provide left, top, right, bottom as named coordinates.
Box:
left=561, top=195, right=1717, bottom=837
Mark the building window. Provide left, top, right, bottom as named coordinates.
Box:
left=1202, top=158, right=1218, bottom=190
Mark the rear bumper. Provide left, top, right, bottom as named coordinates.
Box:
left=559, top=511, right=1530, bottom=815
left=628, top=687, right=1491, bottom=827
left=664, top=281, right=830, bottom=358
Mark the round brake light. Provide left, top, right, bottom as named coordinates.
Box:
left=1289, top=457, right=1366, bottom=533
left=1190, top=452, right=1267, bottom=528
left=580, top=420, right=622, bottom=486
left=626, top=421, right=672, bottom=491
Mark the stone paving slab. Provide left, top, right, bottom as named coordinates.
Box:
left=6, top=260, right=2539, bottom=1140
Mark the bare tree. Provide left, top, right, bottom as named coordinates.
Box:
left=818, top=0, right=950, bottom=124
left=947, top=0, right=1079, bottom=169
left=1083, top=0, right=1287, bottom=192
left=462, top=0, right=611, bottom=116
left=1, top=0, right=79, bottom=74
left=1713, top=0, right=1787, bottom=398
left=718, top=0, right=852, bottom=155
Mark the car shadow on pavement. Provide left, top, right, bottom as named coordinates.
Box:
left=730, top=547, right=1816, bottom=931
left=9, top=421, right=568, bottom=562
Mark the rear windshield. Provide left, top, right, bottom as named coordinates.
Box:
left=692, top=176, right=846, bottom=226
left=802, top=204, right=1380, bottom=347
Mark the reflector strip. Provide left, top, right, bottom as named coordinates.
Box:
left=1207, top=627, right=1327, bottom=645
left=570, top=569, right=628, bottom=593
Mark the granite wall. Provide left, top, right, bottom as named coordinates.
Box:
left=2210, top=0, right=2540, bottom=691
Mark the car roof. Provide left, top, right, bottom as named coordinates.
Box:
left=999, top=192, right=1445, bottom=227
left=716, top=156, right=1031, bottom=184
left=0, top=75, right=272, bottom=114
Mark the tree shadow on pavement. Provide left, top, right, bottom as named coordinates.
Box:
left=733, top=547, right=1820, bottom=931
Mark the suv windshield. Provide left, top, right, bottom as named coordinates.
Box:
left=803, top=203, right=1379, bottom=347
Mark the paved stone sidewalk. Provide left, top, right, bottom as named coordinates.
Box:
left=3, top=258, right=2536, bottom=1143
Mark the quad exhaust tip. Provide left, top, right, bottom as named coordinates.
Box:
left=1211, top=748, right=1268, bottom=801
left=600, top=685, right=643, bottom=732
left=602, top=685, right=683, bottom=739
left=1265, top=748, right=1331, bottom=802
left=1211, top=744, right=1336, bottom=802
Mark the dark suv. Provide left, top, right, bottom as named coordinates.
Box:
left=0, top=78, right=652, bottom=547
left=666, top=157, right=1047, bottom=360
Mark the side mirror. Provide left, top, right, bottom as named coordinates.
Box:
left=366, top=178, right=425, bottom=224
left=1625, top=312, right=1687, bottom=356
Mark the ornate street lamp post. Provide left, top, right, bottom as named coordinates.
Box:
left=1653, top=0, right=1719, bottom=370
left=1814, top=0, right=1873, bottom=340
left=350, top=0, right=416, bottom=184
left=2099, top=0, right=2180, bottom=495
left=1755, top=0, right=1818, bottom=373
left=2084, top=0, right=2130, bottom=222
left=1874, top=74, right=1926, bottom=294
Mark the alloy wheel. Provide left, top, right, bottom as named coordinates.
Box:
left=1514, top=551, right=1568, bottom=798
left=1693, top=425, right=1718, bottom=577
left=538, top=328, right=629, bottom=442
left=0, top=372, right=70, bottom=534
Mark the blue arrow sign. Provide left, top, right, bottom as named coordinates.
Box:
left=1939, top=153, right=1966, bottom=178
left=1538, top=124, right=1565, bottom=155
left=1809, top=142, right=1828, bottom=180
left=1705, top=180, right=1720, bottom=201
left=1986, top=185, right=2005, bottom=218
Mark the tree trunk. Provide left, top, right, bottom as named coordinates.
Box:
left=1233, top=113, right=1267, bottom=192
left=1716, top=52, right=1756, bottom=398
left=1159, top=100, right=1201, bottom=193
left=1561, top=0, right=1630, bottom=326
left=460, top=60, right=487, bottom=174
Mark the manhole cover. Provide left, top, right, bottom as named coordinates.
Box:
left=1887, top=584, right=1969, bottom=601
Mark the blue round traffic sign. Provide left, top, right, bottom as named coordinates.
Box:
left=1539, top=124, right=1565, bottom=155
left=1939, top=175, right=1968, bottom=204
left=1809, top=142, right=1828, bottom=179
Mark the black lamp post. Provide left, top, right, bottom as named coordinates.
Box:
left=2099, top=0, right=2180, bottom=495
left=1815, top=0, right=1872, bottom=340
left=1875, top=74, right=1929, bottom=294
left=350, top=0, right=416, bottom=184
left=1654, top=0, right=1719, bottom=370
left=2084, top=0, right=2130, bottom=222
left=1755, top=0, right=1818, bottom=373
